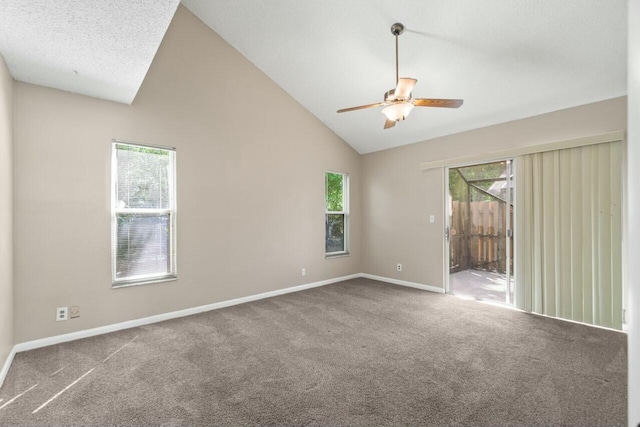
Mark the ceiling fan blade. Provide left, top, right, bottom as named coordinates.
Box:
left=395, top=78, right=417, bottom=99
left=337, top=102, right=386, bottom=113
left=384, top=119, right=396, bottom=129
left=413, top=98, right=464, bottom=108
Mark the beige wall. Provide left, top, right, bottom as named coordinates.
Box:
left=0, top=55, right=14, bottom=365
left=362, top=97, right=626, bottom=288
left=13, top=5, right=361, bottom=343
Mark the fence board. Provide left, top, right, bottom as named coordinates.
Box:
left=450, top=200, right=510, bottom=273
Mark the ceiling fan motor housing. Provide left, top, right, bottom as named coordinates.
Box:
left=385, top=88, right=413, bottom=102
left=384, top=89, right=396, bottom=101
left=390, top=23, right=405, bottom=36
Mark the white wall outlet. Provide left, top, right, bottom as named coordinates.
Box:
left=301, top=268, right=306, bottom=276
left=70, top=305, right=80, bottom=319
left=56, top=307, right=68, bottom=321
left=429, top=215, right=435, bottom=223
left=397, top=263, right=402, bottom=272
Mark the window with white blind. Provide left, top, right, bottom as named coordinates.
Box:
left=111, top=141, right=176, bottom=287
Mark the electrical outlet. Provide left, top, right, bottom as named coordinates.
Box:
left=56, top=307, right=68, bottom=321
left=301, top=268, right=306, bottom=277
left=70, top=306, right=80, bottom=319
left=397, top=263, right=402, bottom=272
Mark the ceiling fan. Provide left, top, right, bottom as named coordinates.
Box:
left=337, top=23, right=463, bottom=129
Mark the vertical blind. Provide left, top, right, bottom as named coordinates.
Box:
left=515, top=141, right=623, bottom=329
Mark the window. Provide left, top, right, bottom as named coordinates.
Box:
left=325, top=171, right=349, bottom=256
left=112, top=141, right=176, bottom=286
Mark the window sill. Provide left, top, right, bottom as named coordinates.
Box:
left=325, top=252, right=350, bottom=259
left=112, top=275, right=177, bottom=289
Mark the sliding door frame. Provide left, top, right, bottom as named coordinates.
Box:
left=443, top=157, right=516, bottom=305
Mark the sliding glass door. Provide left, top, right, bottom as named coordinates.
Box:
left=446, top=160, right=514, bottom=304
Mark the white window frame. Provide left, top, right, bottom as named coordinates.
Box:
left=111, top=140, right=177, bottom=287
left=325, top=171, right=349, bottom=257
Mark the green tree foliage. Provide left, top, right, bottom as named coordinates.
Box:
left=450, top=162, right=507, bottom=203
left=116, top=144, right=170, bottom=209
left=326, top=172, right=343, bottom=211
left=449, top=169, right=468, bottom=202
left=457, top=162, right=505, bottom=182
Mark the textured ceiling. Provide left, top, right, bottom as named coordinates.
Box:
left=182, top=0, right=627, bottom=154
left=0, top=0, right=180, bottom=104
left=0, top=1, right=626, bottom=152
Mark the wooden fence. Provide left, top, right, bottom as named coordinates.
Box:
left=449, top=200, right=512, bottom=274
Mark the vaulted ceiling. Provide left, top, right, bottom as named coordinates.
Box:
left=0, top=0, right=627, bottom=153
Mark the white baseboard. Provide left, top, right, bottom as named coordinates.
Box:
left=0, top=346, right=16, bottom=389
left=360, top=273, right=445, bottom=294
left=14, top=273, right=361, bottom=354
left=529, top=311, right=627, bottom=334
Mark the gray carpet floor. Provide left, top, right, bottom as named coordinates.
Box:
left=0, top=278, right=627, bottom=426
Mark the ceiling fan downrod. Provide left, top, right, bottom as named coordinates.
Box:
left=390, top=23, right=405, bottom=86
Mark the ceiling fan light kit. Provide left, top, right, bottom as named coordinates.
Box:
left=382, top=102, right=414, bottom=121
left=337, top=22, right=463, bottom=129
